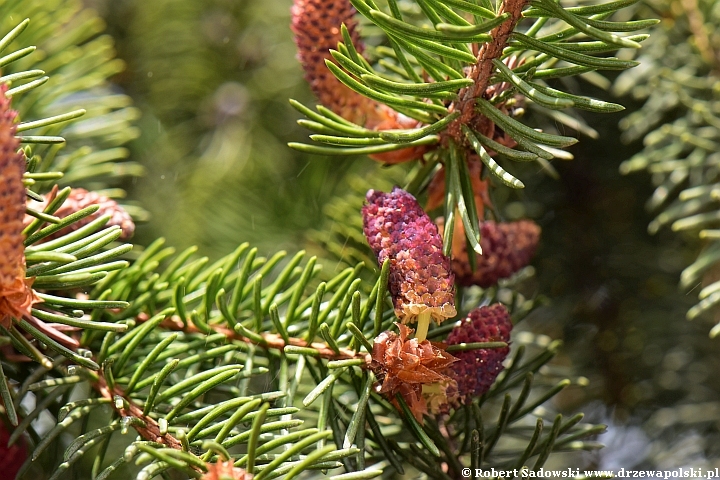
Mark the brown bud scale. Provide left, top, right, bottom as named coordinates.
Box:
left=371, top=324, right=458, bottom=422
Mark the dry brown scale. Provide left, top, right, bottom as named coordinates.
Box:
left=370, top=324, right=458, bottom=422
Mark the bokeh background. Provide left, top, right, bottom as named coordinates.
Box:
left=85, top=0, right=720, bottom=470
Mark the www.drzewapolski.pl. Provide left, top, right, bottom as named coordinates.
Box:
left=461, top=468, right=720, bottom=478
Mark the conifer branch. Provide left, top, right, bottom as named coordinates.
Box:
left=288, top=0, right=650, bottom=255
left=0, top=0, right=666, bottom=478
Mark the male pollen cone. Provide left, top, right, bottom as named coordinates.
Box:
left=291, top=0, right=426, bottom=163
left=458, top=220, right=540, bottom=287
left=291, top=0, right=388, bottom=127
left=362, top=187, right=456, bottom=325
left=28, top=188, right=135, bottom=241
left=438, top=218, right=541, bottom=288
left=446, top=303, right=512, bottom=404
left=0, top=84, right=38, bottom=328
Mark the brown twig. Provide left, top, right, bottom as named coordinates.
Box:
left=136, top=314, right=372, bottom=365
left=90, top=308, right=374, bottom=468
left=446, top=0, right=530, bottom=141
left=92, top=374, right=185, bottom=451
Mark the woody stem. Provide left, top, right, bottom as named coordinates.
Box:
left=444, top=0, right=530, bottom=141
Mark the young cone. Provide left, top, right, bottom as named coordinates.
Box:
left=446, top=304, right=512, bottom=404
left=438, top=219, right=541, bottom=288
left=462, top=220, right=540, bottom=287
left=291, top=0, right=425, bottom=163
left=291, top=0, right=379, bottom=126
left=0, top=85, right=38, bottom=328
left=362, top=187, right=456, bottom=341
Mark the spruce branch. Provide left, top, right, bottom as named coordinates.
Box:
left=0, top=0, right=661, bottom=478
left=1, top=224, right=600, bottom=480
left=289, top=0, right=652, bottom=256
left=0, top=7, right=146, bottom=377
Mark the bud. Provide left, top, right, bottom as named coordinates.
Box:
left=201, top=460, right=251, bottom=480
left=0, top=85, right=37, bottom=328
left=362, top=187, right=456, bottom=340
left=370, top=324, right=458, bottom=422
left=446, top=304, right=512, bottom=404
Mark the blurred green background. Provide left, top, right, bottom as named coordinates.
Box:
left=85, top=0, right=720, bottom=469
left=87, top=0, right=370, bottom=258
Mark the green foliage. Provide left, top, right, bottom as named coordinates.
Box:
left=0, top=2, right=139, bottom=377
left=5, top=233, right=603, bottom=478
left=0, top=0, right=142, bottom=193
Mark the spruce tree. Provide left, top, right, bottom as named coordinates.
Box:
left=0, top=0, right=689, bottom=478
